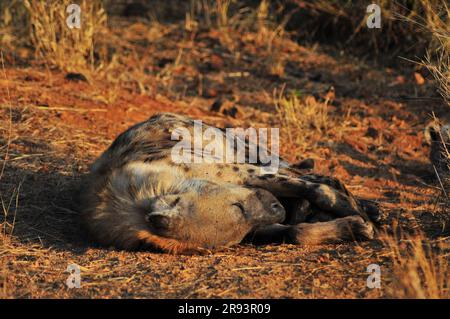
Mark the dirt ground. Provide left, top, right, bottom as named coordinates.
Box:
left=1, top=14, right=449, bottom=298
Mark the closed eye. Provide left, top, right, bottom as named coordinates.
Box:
left=172, top=197, right=181, bottom=207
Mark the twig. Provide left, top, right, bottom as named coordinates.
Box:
left=433, top=165, right=449, bottom=201
left=36, top=106, right=107, bottom=112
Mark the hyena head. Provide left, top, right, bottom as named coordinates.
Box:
left=142, top=182, right=285, bottom=249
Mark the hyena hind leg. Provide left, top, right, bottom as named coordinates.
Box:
left=246, top=216, right=374, bottom=246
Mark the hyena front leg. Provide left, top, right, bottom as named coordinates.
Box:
left=280, top=197, right=335, bottom=224
left=245, top=216, right=374, bottom=245
left=300, top=174, right=382, bottom=223
left=243, top=174, right=368, bottom=220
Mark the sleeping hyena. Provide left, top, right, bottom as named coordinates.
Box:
left=79, top=113, right=380, bottom=254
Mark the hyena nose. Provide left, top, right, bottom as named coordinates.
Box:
left=271, top=202, right=285, bottom=216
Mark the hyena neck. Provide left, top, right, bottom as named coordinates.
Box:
left=122, top=161, right=212, bottom=197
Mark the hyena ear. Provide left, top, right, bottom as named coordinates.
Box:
left=145, top=210, right=180, bottom=231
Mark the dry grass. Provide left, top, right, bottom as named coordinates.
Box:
left=187, top=0, right=248, bottom=30
left=401, top=0, right=450, bottom=104
left=1, top=0, right=449, bottom=300
left=387, top=2, right=450, bottom=298
left=0, top=1, right=29, bottom=51
left=0, top=52, right=20, bottom=298
left=383, top=228, right=449, bottom=298
left=387, top=0, right=450, bottom=286
left=429, top=115, right=450, bottom=191
left=186, top=0, right=238, bottom=50
left=188, top=0, right=289, bottom=56
left=23, top=0, right=107, bottom=76
left=4, top=0, right=292, bottom=98
left=423, top=52, right=450, bottom=105
left=274, top=87, right=330, bottom=150
left=288, top=0, right=446, bottom=57
left=0, top=51, right=16, bottom=243
left=254, top=0, right=290, bottom=77
left=406, top=1, right=450, bottom=206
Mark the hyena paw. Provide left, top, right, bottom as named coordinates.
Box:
left=339, top=215, right=374, bottom=241
left=358, top=199, right=382, bottom=224
left=291, top=215, right=375, bottom=245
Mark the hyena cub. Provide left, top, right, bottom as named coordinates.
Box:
left=79, top=113, right=379, bottom=253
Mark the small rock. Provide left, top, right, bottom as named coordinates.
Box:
left=414, top=72, right=425, bottom=85
left=210, top=98, right=223, bottom=112
left=222, top=105, right=239, bottom=118
left=209, top=54, right=225, bottom=70
left=366, top=126, right=379, bottom=139
left=65, top=72, right=87, bottom=82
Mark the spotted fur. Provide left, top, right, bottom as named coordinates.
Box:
left=79, top=113, right=378, bottom=253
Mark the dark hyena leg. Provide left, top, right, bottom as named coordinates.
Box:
left=279, top=198, right=313, bottom=224
left=300, top=174, right=381, bottom=223
left=280, top=197, right=334, bottom=224
left=244, top=174, right=368, bottom=220
left=305, top=210, right=335, bottom=223
left=245, top=216, right=374, bottom=245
